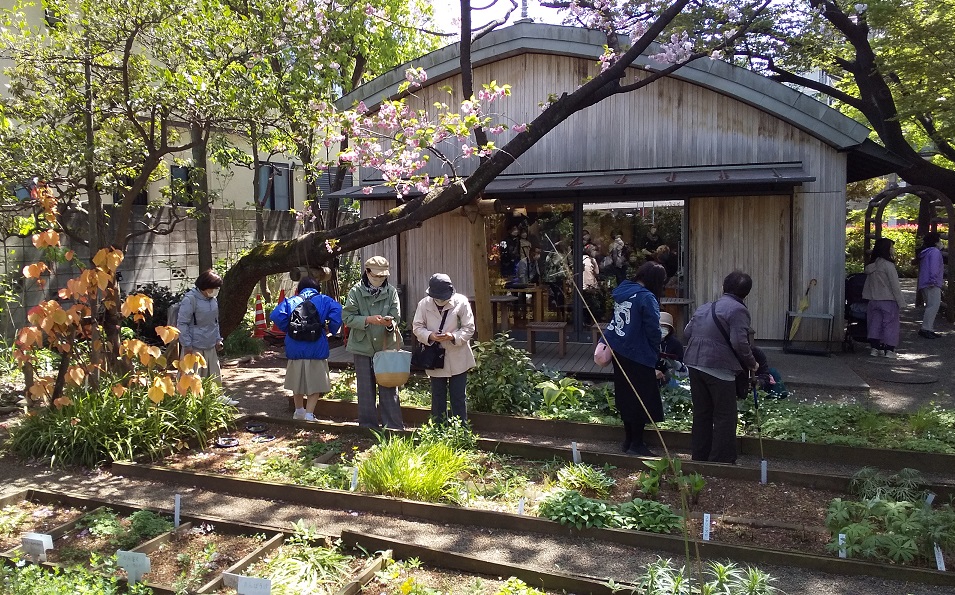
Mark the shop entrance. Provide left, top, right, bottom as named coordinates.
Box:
left=485, top=199, right=686, bottom=342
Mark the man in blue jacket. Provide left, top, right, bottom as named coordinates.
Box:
left=270, top=277, right=343, bottom=421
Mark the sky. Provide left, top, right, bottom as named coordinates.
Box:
left=431, top=0, right=564, bottom=36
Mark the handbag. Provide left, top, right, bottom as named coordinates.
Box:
left=373, top=329, right=411, bottom=387
left=594, top=340, right=613, bottom=367
left=411, top=309, right=450, bottom=370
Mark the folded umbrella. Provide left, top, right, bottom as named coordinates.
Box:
left=788, top=279, right=817, bottom=341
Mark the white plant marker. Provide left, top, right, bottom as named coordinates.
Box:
left=517, top=497, right=526, bottom=515
left=21, top=532, right=53, bottom=562
left=571, top=441, right=581, bottom=464
left=174, top=494, right=181, bottom=528
left=350, top=467, right=359, bottom=491
left=116, top=550, right=150, bottom=584
left=801, top=432, right=806, bottom=443
left=702, top=513, right=711, bottom=541
left=926, top=492, right=936, bottom=506
left=760, top=460, right=768, bottom=485
left=934, top=543, right=946, bottom=571
left=838, top=534, right=847, bottom=559
left=237, top=575, right=272, bottom=594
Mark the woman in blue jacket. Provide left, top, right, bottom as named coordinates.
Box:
left=270, top=278, right=343, bottom=421
left=603, top=261, right=667, bottom=456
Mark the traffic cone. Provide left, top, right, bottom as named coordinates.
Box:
left=253, top=294, right=267, bottom=338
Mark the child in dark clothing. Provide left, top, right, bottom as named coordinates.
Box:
left=656, top=311, right=687, bottom=388
left=751, top=345, right=788, bottom=398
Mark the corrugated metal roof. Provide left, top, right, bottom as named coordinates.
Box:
left=327, top=162, right=814, bottom=200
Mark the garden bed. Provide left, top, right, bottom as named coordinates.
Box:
left=113, top=418, right=955, bottom=585
left=0, top=489, right=286, bottom=594
left=0, top=496, right=87, bottom=553
left=312, top=399, right=955, bottom=476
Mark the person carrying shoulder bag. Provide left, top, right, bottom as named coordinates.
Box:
left=412, top=274, right=476, bottom=423
left=683, top=270, right=758, bottom=465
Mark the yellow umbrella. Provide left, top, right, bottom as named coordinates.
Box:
left=788, top=279, right=817, bottom=341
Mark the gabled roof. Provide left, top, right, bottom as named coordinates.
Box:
left=337, top=23, right=901, bottom=181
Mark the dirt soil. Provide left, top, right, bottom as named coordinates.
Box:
left=144, top=528, right=263, bottom=588
left=0, top=500, right=87, bottom=552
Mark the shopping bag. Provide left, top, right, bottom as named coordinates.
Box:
left=594, top=341, right=613, bottom=367
left=373, top=330, right=411, bottom=387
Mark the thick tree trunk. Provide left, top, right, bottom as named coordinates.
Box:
left=191, top=125, right=213, bottom=273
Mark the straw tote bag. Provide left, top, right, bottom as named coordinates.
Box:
left=373, top=330, right=412, bottom=387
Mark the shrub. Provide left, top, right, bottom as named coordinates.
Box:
left=8, top=376, right=235, bottom=467
left=357, top=433, right=471, bottom=503
left=0, top=562, right=153, bottom=594
left=555, top=463, right=615, bottom=498
left=537, top=489, right=620, bottom=530
left=223, top=313, right=266, bottom=357
left=469, top=334, right=544, bottom=415
left=415, top=416, right=478, bottom=451
left=845, top=223, right=918, bottom=277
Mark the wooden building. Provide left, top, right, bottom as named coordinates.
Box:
left=331, top=23, right=898, bottom=346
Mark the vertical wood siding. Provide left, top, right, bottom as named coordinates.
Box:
left=359, top=53, right=849, bottom=341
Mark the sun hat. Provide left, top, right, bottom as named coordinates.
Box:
left=364, top=256, right=390, bottom=276
left=426, top=273, right=454, bottom=300
left=659, top=311, right=674, bottom=329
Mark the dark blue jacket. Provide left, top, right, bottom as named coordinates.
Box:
left=603, top=281, right=661, bottom=368
left=270, top=289, right=343, bottom=360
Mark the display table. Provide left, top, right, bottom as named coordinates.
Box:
left=525, top=321, right=569, bottom=357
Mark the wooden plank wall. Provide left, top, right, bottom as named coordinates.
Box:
left=688, top=195, right=790, bottom=340
left=360, top=52, right=850, bottom=341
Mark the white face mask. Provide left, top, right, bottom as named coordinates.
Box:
left=208, top=288, right=220, bottom=298
left=433, top=298, right=450, bottom=307
left=368, top=273, right=387, bottom=287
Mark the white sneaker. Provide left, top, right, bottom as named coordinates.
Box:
left=292, top=409, right=307, bottom=420
left=218, top=396, right=239, bottom=406
left=883, top=350, right=898, bottom=359
left=303, top=413, right=316, bottom=421
left=869, top=348, right=882, bottom=357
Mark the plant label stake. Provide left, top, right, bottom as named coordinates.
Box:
left=934, top=543, right=946, bottom=571
left=760, top=460, right=768, bottom=485
left=926, top=492, right=936, bottom=506
left=238, top=575, right=272, bottom=594
left=801, top=432, right=806, bottom=443
left=21, top=532, right=53, bottom=563
left=350, top=467, right=359, bottom=491
left=517, top=497, right=526, bottom=515
left=174, top=494, right=181, bottom=528
left=838, top=534, right=847, bottom=559
left=117, top=550, right=150, bottom=584
left=702, top=513, right=711, bottom=541
left=571, top=441, right=581, bottom=464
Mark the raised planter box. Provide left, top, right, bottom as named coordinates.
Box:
left=313, top=399, right=955, bottom=475
left=229, top=415, right=955, bottom=499
left=111, top=460, right=955, bottom=587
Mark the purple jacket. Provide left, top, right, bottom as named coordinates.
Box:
left=918, top=247, right=943, bottom=289
left=683, top=294, right=757, bottom=373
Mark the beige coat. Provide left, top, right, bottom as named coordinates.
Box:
left=862, top=258, right=906, bottom=307
left=412, top=294, right=476, bottom=377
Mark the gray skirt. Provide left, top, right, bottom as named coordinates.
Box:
left=284, top=359, right=331, bottom=395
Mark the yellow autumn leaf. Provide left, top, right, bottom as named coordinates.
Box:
left=112, top=384, right=127, bottom=398
left=53, top=396, right=73, bottom=409
left=64, top=250, right=74, bottom=261
left=67, top=366, right=86, bottom=386
left=147, top=384, right=165, bottom=404
left=16, top=326, right=42, bottom=349
left=51, top=308, right=68, bottom=326
left=121, top=294, right=153, bottom=319
left=181, top=352, right=206, bottom=371
left=22, top=262, right=49, bottom=279
left=156, top=325, right=180, bottom=344
left=177, top=374, right=202, bottom=396
left=92, top=247, right=124, bottom=273
left=31, top=229, right=60, bottom=248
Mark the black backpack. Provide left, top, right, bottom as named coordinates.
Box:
left=288, top=296, right=324, bottom=342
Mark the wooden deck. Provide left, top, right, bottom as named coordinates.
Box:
left=328, top=341, right=611, bottom=379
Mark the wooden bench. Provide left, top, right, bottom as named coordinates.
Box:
left=525, top=321, right=569, bottom=357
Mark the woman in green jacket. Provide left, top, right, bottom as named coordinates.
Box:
left=342, top=256, right=403, bottom=429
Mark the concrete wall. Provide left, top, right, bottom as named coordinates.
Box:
left=1, top=206, right=299, bottom=337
